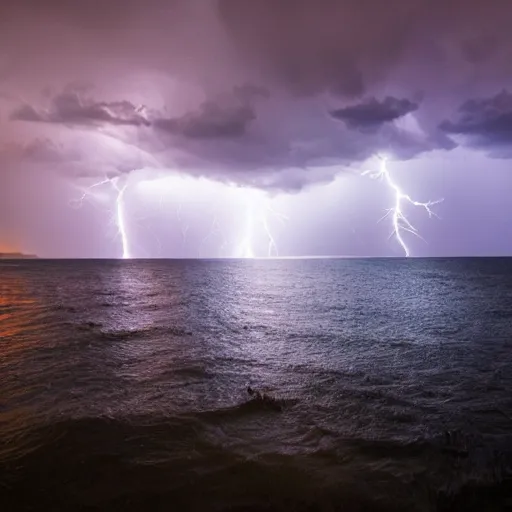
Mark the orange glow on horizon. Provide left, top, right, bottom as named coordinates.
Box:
left=0, top=243, right=21, bottom=254
left=0, top=277, right=38, bottom=347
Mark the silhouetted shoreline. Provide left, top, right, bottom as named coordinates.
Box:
left=0, top=252, right=38, bottom=259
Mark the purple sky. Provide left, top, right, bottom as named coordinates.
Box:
left=1, top=0, right=512, bottom=258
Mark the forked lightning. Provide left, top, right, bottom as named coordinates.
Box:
left=363, top=157, right=442, bottom=257
left=71, top=177, right=131, bottom=259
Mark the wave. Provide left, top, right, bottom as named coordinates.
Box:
left=199, top=397, right=300, bottom=420
left=72, top=323, right=194, bottom=341
left=0, top=413, right=510, bottom=511
left=166, top=365, right=215, bottom=379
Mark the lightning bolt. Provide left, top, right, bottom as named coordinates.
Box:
left=235, top=192, right=288, bottom=258
left=71, top=176, right=292, bottom=260
left=176, top=203, right=189, bottom=246
left=111, top=178, right=130, bottom=260
left=201, top=213, right=229, bottom=258
left=262, top=204, right=288, bottom=257
left=236, top=202, right=255, bottom=258
left=69, top=178, right=113, bottom=209
left=363, top=157, right=442, bottom=257
left=71, top=176, right=131, bottom=259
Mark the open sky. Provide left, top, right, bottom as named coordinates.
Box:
left=1, top=0, right=512, bottom=258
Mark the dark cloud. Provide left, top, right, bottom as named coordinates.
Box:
left=216, top=0, right=420, bottom=98
left=0, top=132, right=156, bottom=180
left=274, top=53, right=365, bottom=98
left=461, top=35, right=498, bottom=64
left=232, top=84, right=270, bottom=103
left=330, top=97, right=418, bottom=132
left=152, top=85, right=269, bottom=139
left=10, top=88, right=150, bottom=127
left=10, top=84, right=269, bottom=140
left=153, top=99, right=257, bottom=139
left=0, top=0, right=172, bottom=29
left=4, top=0, right=511, bottom=194
left=217, top=0, right=512, bottom=111
left=6, top=82, right=446, bottom=192
left=153, top=103, right=255, bottom=139
left=440, top=90, right=512, bottom=155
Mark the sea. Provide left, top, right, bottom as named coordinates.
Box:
left=0, top=258, right=511, bottom=511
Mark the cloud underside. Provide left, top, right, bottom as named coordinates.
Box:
left=330, top=97, right=419, bottom=132
left=6, top=86, right=446, bottom=190
left=3, top=0, right=512, bottom=189
left=440, top=90, right=512, bottom=157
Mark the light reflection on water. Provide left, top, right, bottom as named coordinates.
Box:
left=0, top=259, right=511, bottom=510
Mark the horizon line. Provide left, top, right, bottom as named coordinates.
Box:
left=5, top=255, right=512, bottom=261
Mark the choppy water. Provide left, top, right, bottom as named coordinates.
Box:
left=1, top=259, right=511, bottom=511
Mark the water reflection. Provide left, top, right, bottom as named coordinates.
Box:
left=1, top=259, right=511, bottom=512
left=2, top=259, right=512, bottom=423
left=0, top=270, right=40, bottom=349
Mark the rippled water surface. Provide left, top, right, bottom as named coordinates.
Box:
left=1, top=259, right=511, bottom=511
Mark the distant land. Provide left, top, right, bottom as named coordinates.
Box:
left=0, top=252, right=38, bottom=259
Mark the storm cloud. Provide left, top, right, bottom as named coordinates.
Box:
left=330, top=97, right=419, bottom=132
left=152, top=85, right=269, bottom=139
left=440, top=90, right=512, bottom=156
left=2, top=0, right=512, bottom=192
left=2, top=0, right=512, bottom=258
left=7, top=82, right=443, bottom=192
left=10, top=87, right=150, bottom=127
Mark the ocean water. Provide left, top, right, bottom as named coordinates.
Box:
left=0, top=258, right=511, bottom=511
